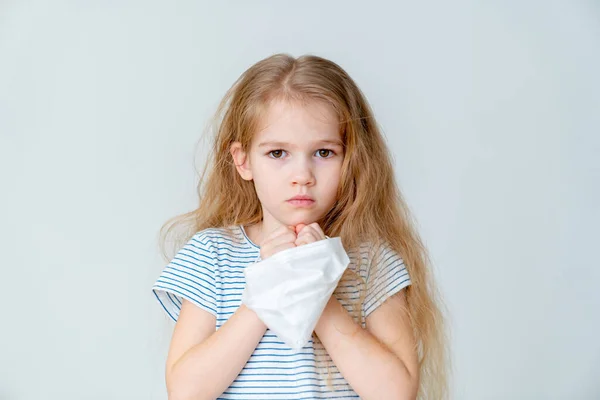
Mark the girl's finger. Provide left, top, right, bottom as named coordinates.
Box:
left=295, top=223, right=306, bottom=234
left=295, top=237, right=311, bottom=246
left=263, top=225, right=295, bottom=244
left=295, top=231, right=319, bottom=245
left=268, top=231, right=298, bottom=248
left=296, top=229, right=317, bottom=240
left=300, top=224, right=326, bottom=241
left=271, top=242, right=296, bottom=254
left=308, top=223, right=326, bottom=239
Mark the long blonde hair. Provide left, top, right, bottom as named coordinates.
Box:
left=159, top=53, right=451, bottom=399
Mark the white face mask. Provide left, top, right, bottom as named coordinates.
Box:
left=241, top=237, right=350, bottom=350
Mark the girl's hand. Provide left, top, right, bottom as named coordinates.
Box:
left=259, top=225, right=298, bottom=260
left=294, top=223, right=326, bottom=247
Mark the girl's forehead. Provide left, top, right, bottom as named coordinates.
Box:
left=254, top=99, right=341, bottom=140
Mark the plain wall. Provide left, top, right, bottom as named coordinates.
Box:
left=1, top=1, right=598, bottom=399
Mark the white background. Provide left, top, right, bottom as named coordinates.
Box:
left=1, top=1, right=598, bottom=399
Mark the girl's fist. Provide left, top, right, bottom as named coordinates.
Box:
left=259, top=225, right=297, bottom=260
left=294, top=223, right=326, bottom=247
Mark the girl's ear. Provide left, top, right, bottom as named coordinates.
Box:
left=230, top=141, right=253, bottom=181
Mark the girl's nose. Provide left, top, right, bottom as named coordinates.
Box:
left=291, top=161, right=315, bottom=186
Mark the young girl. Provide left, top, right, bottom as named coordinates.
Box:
left=152, top=53, right=449, bottom=399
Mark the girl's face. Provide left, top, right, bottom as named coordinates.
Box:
left=231, top=99, right=344, bottom=234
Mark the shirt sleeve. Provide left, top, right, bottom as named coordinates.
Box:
left=151, top=232, right=218, bottom=321
left=363, top=241, right=412, bottom=317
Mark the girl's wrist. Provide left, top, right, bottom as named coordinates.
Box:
left=315, top=296, right=338, bottom=332
left=239, top=303, right=268, bottom=331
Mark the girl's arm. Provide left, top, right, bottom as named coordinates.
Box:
left=166, top=300, right=267, bottom=400
left=314, top=290, right=419, bottom=400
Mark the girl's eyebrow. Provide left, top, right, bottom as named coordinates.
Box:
left=258, top=139, right=343, bottom=148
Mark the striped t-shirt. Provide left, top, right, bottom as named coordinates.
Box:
left=152, top=224, right=411, bottom=399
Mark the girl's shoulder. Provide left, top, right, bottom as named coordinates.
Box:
left=347, top=238, right=401, bottom=261
left=191, top=225, right=243, bottom=246
left=191, top=225, right=260, bottom=261
left=193, top=225, right=229, bottom=242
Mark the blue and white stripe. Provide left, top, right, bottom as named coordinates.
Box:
left=152, top=225, right=411, bottom=399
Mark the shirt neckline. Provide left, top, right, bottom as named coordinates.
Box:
left=239, top=224, right=260, bottom=249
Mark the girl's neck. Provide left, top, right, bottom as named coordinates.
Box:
left=244, top=222, right=264, bottom=248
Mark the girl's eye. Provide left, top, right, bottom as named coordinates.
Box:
left=317, top=149, right=334, bottom=158
left=269, top=149, right=285, bottom=159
